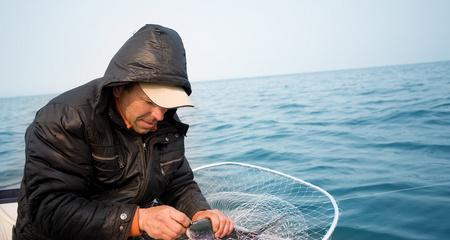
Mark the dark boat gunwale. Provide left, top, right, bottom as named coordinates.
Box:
left=0, top=188, right=19, bottom=204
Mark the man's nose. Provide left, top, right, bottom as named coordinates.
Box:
left=153, top=106, right=167, bottom=121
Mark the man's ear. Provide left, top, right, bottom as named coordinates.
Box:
left=112, top=86, right=124, bottom=98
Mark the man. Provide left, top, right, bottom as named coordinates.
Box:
left=14, top=24, right=234, bottom=240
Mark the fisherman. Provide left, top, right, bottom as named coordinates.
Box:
left=14, top=24, right=234, bottom=240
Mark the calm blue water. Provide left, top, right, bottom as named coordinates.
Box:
left=1, top=61, right=450, bottom=239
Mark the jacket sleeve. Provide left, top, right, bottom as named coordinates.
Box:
left=159, top=155, right=211, bottom=218
left=23, top=103, right=136, bottom=240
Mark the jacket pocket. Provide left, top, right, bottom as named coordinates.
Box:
left=158, top=134, right=185, bottom=176
left=160, top=156, right=184, bottom=176
left=91, top=145, right=123, bottom=184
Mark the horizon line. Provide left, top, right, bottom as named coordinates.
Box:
left=2, top=58, right=449, bottom=99
left=192, top=58, right=450, bottom=84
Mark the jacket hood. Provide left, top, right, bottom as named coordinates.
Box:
left=102, top=24, right=191, bottom=95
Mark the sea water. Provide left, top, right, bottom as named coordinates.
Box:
left=1, top=61, right=449, bottom=239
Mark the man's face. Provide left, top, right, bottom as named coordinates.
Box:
left=113, top=84, right=168, bottom=134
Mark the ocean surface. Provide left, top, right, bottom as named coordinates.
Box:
left=1, top=61, right=450, bottom=239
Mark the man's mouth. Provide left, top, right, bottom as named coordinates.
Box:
left=140, top=119, right=157, bottom=128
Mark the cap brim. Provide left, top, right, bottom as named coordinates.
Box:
left=139, top=83, right=194, bottom=109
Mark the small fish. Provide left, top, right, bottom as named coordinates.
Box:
left=185, top=218, right=215, bottom=240
left=183, top=219, right=261, bottom=240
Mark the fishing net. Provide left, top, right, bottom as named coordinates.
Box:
left=192, top=162, right=339, bottom=240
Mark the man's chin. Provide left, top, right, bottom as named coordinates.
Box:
left=133, top=120, right=158, bottom=134
left=134, top=126, right=157, bottom=134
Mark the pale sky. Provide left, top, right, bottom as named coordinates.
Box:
left=1, top=0, right=450, bottom=97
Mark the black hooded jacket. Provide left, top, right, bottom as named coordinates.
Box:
left=15, top=24, right=210, bottom=240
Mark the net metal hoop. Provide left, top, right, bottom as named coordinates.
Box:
left=193, top=162, right=339, bottom=240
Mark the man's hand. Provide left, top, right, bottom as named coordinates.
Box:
left=138, top=205, right=191, bottom=240
left=192, top=209, right=234, bottom=239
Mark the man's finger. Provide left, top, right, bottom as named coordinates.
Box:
left=162, top=221, right=184, bottom=240
left=227, top=219, right=235, bottom=235
left=208, top=213, right=220, bottom=233
left=217, top=215, right=227, bottom=237
left=217, top=218, right=229, bottom=238
left=160, top=232, right=175, bottom=240
left=169, top=209, right=191, bottom=228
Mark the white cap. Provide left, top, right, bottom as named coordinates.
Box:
left=139, top=83, right=194, bottom=108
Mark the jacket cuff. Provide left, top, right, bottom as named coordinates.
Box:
left=102, top=204, right=137, bottom=240
left=128, top=207, right=141, bottom=237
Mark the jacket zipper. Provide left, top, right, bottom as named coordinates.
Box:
left=136, top=136, right=161, bottom=203
left=136, top=132, right=172, bottom=203
left=136, top=141, right=149, bottom=202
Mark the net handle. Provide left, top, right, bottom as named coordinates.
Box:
left=193, top=161, right=339, bottom=240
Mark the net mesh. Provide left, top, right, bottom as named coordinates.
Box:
left=193, top=163, right=338, bottom=240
